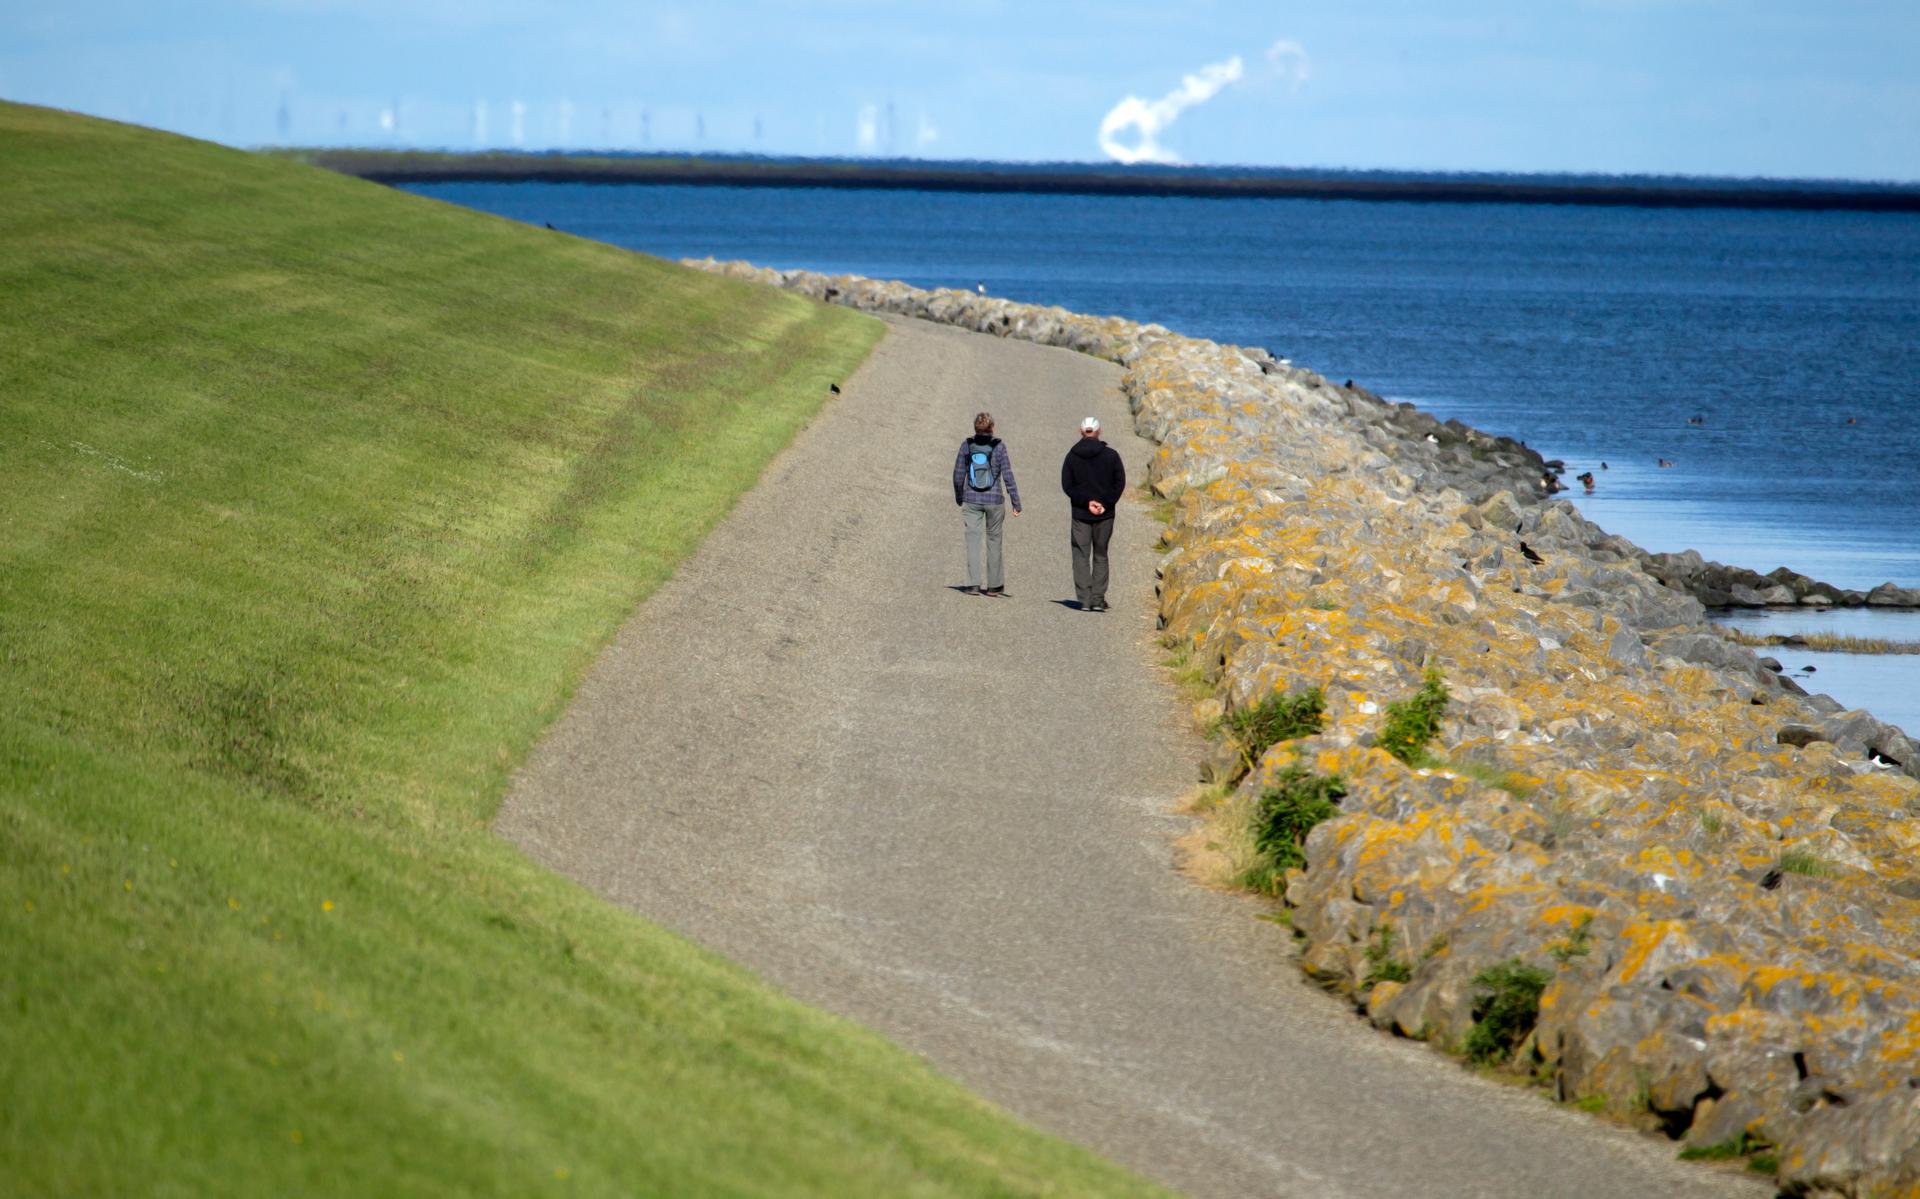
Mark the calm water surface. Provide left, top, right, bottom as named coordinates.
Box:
left=408, top=180, right=1920, bottom=725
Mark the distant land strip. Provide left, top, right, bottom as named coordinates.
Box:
left=291, top=150, right=1920, bottom=213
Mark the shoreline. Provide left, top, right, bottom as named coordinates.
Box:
left=686, top=255, right=1920, bottom=1194
left=292, top=149, right=1920, bottom=214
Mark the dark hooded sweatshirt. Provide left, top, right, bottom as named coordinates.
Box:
left=1061, top=436, right=1126, bottom=522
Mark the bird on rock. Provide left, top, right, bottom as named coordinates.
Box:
left=1519, top=540, right=1545, bottom=565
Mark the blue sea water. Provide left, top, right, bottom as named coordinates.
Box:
left=405, top=179, right=1920, bottom=724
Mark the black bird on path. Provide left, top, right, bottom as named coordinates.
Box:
left=1519, top=540, right=1545, bottom=565
left=829, top=383, right=841, bottom=395
left=544, top=221, right=555, bottom=230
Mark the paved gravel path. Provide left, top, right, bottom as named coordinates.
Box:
left=498, top=316, right=1764, bottom=1198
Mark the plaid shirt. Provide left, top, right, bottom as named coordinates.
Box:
left=953, top=438, right=1021, bottom=509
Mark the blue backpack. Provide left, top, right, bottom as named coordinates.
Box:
left=966, top=440, right=999, bottom=491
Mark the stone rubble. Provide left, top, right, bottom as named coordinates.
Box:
left=1643, top=552, right=1920, bottom=611
left=686, top=257, right=1920, bottom=1197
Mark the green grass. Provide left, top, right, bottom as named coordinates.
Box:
left=1677, top=1133, right=1763, bottom=1162
left=1548, top=915, right=1594, bottom=964
left=1776, top=848, right=1840, bottom=879
left=1464, top=960, right=1551, bottom=1065
left=1137, top=483, right=1175, bottom=526
left=1219, top=686, right=1325, bottom=770
left=1379, top=669, right=1449, bottom=766
left=0, top=103, right=1166, bottom=1198
left=1362, top=922, right=1412, bottom=988
left=1158, top=637, right=1212, bottom=701
left=1435, top=755, right=1536, bottom=800
left=1240, top=764, right=1347, bottom=894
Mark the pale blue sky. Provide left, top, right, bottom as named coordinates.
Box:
left=4, top=1, right=1917, bottom=180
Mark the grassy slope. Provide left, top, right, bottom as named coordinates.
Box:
left=0, top=103, right=1164, bottom=1199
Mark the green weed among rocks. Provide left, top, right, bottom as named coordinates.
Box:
left=1221, top=686, right=1325, bottom=770
left=1438, top=755, right=1534, bottom=799
left=1777, top=848, right=1840, bottom=879
left=1239, top=765, right=1347, bottom=893
left=1380, top=669, right=1449, bottom=765
left=1159, top=638, right=1213, bottom=700
left=1548, top=914, right=1594, bottom=964
left=1464, top=959, right=1551, bottom=1064
left=1363, top=922, right=1412, bottom=987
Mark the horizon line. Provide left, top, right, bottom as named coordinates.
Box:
left=287, top=148, right=1920, bottom=214
left=269, top=144, right=1920, bottom=193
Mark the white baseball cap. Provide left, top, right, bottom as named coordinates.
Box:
left=1080, top=416, right=1101, bottom=432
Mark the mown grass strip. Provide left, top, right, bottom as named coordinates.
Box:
left=0, top=102, right=1166, bottom=1198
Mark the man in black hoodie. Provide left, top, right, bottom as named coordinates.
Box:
left=1060, top=416, right=1126, bottom=612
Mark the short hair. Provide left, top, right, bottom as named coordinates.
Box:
left=973, top=411, right=994, bottom=434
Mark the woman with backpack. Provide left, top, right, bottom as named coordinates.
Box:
left=953, top=411, right=1022, bottom=597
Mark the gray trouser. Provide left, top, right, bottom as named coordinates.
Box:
left=962, top=502, right=1005, bottom=589
left=1071, top=517, right=1113, bottom=606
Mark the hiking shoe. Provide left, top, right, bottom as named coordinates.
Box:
left=1090, top=600, right=1109, bottom=612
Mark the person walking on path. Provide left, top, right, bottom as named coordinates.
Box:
left=1061, top=416, right=1126, bottom=612
left=953, top=411, right=1021, bottom=597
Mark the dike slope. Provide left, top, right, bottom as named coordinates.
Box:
left=6, top=100, right=1168, bottom=1199
left=686, top=257, right=1920, bottom=1198
left=504, top=301, right=1760, bottom=1197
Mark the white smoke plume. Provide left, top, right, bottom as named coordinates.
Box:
left=1098, top=56, right=1242, bottom=165
left=1264, top=38, right=1311, bottom=90
left=1099, top=39, right=1309, bottom=165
